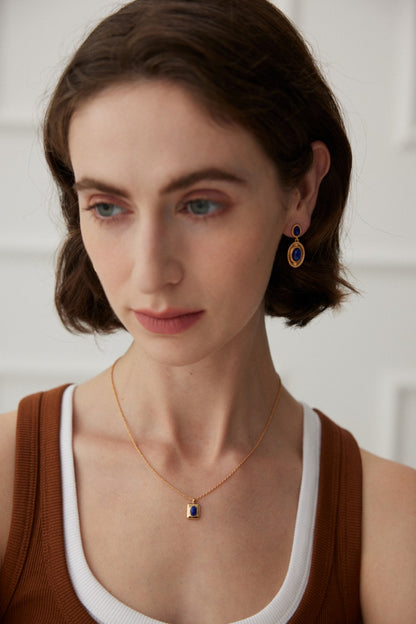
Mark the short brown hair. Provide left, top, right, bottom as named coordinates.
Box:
left=44, top=0, right=354, bottom=333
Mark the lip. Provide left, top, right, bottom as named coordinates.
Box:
left=133, top=308, right=205, bottom=335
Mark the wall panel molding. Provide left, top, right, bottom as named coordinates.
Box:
left=379, top=371, right=416, bottom=468
left=396, top=0, right=416, bottom=148
left=0, top=360, right=99, bottom=380
left=346, top=249, right=416, bottom=272
left=0, top=240, right=57, bottom=259
left=0, top=116, right=36, bottom=133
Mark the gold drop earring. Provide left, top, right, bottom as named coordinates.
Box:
left=287, top=224, right=305, bottom=268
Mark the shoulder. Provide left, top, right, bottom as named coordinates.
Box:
left=0, top=410, right=18, bottom=569
left=360, top=449, right=416, bottom=623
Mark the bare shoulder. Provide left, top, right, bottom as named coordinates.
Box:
left=0, top=409, right=18, bottom=569
left=360, top=449, right=416, bottom=623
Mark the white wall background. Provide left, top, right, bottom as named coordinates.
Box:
left=0, top=0, right=415, bottom=467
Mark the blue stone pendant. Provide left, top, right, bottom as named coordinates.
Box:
left=187, top=501, right=201, bottom=519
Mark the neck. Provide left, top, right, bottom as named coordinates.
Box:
left=112, top=317, right=279, bottom=464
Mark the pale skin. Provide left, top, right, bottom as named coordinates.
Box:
left=0, top=81, right=415, bottom=623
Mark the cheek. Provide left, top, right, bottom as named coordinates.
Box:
left=80, top=223, right=128, bottom=293
left=213, top=227, right=280, bottom=302
left=234, top=220, right=281, bottom=273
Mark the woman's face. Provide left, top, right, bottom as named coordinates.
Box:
left=69, top=81, right=300, bottom=366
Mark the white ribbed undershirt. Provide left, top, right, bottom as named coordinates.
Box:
left=60, top=385, right=321, bottom=624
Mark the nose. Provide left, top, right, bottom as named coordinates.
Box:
left=131, top=214, right=184, bottom=294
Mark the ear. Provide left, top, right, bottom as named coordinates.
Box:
left=283, top=141, right=331, bottom=236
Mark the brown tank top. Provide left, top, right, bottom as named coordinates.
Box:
left=0, top=386, right=363, bottom=623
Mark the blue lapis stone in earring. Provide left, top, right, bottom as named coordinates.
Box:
left=287, top=224, right=305, bottom=268
left=291, top=246, right=303, bottom=263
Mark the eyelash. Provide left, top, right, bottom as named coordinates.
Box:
left=85, top=202, right=127, bottom=224
left=180, top=198, right=224, bottom=218
left=84, top=196, right=226, bottom=224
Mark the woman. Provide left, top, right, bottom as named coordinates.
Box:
left=0, top=0, right=415, bottom=622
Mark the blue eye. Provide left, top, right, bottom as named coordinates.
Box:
left=92, top=203, right=124, bottom=218
left=184, top=199, right=221, bottom=216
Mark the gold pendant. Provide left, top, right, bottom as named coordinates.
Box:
left=187, top=500, right=200, bottom=519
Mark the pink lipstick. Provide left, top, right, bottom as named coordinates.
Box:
left=133, top=309, right=205, bottom=335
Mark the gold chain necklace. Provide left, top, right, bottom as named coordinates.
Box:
left=110, top=360, right=282, bottom=519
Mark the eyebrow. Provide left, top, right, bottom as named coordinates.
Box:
left=73, top=178, right=130, bottom=198
left=161, top=167, right=247, bottom=194
left=73, top=167, right=247, bottom=198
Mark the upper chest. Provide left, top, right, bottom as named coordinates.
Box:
left=72, top=430, right=302, bottom=624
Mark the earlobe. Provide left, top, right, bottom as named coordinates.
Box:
left=283, top=141, right=331, bottom=236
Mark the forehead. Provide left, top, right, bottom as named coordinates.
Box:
left=70, top=80, right=244, bottom=152
left=68, top=80, right=279, bottom=194
left=72, top=80, right=222, bottom=133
